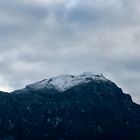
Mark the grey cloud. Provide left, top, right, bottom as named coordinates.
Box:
left=60, top=0, right=140, bottom=28
left=0, top=0, right=140, bottom=103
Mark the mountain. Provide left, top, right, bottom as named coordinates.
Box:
left=0, top=72, right=140, bottom=140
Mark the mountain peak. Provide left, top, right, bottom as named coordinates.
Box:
left=26, top=72, right=109, bottom=92
left=9, top=72, right=140, bottom=140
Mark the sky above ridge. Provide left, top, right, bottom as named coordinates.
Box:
left=0, top=0, right=140, bottom=103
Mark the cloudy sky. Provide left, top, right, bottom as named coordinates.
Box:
left=0, top=0, right=140, bottom=103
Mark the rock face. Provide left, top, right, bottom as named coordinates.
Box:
left=0, top=73, right=140, bottom=140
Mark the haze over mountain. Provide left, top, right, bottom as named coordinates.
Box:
left=0, top=72, right=140, bottom=140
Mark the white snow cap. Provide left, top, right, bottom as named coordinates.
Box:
left=26, top=72, right=109, bottom=92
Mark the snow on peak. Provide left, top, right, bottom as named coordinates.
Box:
left=26, top=72, right=108, bottom=92
left=80, top=72, right=104, bottom=78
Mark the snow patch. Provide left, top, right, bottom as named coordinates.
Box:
left=26, top=72, right=108, bottom=92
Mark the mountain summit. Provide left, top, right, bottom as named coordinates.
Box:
left=26, top=72, right=108, bottom=92
left=0, top=72, right=140, bottom=140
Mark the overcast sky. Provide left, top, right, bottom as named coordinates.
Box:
left=0, top=0, right=140, bottom=103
